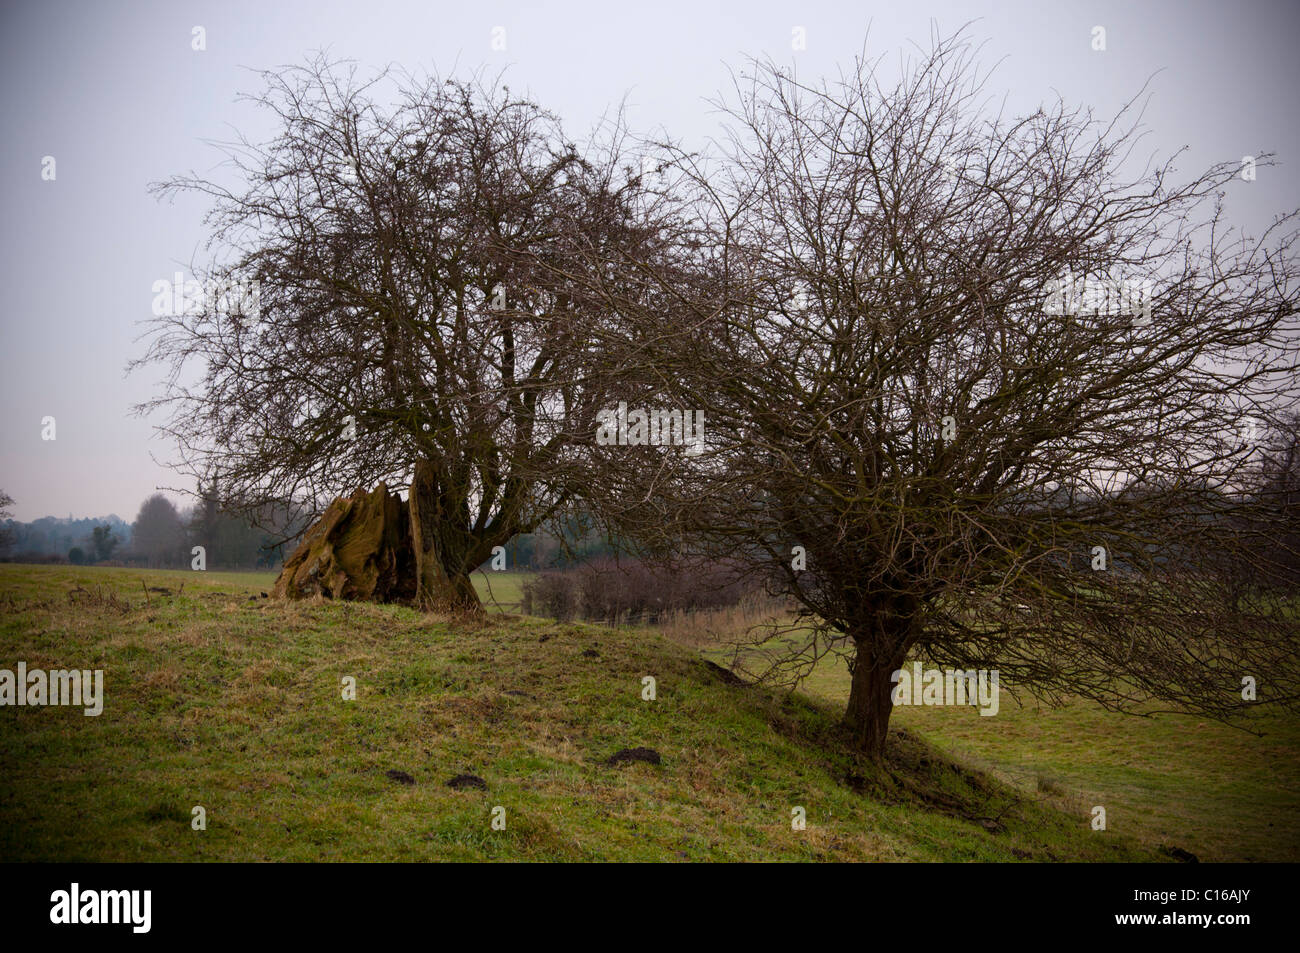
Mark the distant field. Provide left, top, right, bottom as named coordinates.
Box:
left=0, top=563, right=1168, bottom=861
left=472, top=570, right=528, bottom=612
left=0, top=564, right=526, bottom=607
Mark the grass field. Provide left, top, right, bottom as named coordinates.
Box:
left=0, top=563, right=1293, bottom=861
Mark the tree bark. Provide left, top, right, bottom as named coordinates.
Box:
left=408, top=458, right=483, bottom=613
left=844, top=647, right=900, bottom=759
left=843, top=607, right=914, bottom=760
left=271, top=483, right=415, bottom=602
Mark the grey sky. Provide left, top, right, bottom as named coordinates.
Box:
left=1, top=0, right=1296, bottom=521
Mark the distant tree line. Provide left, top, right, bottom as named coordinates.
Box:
left=0, top=508, right=132, bottom=564
left=0, top=486, right=293, bottom=570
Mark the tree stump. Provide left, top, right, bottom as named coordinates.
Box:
left=272, top=483, right=416, bottom=603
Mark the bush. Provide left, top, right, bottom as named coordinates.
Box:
left=522, top=557, right=762, bottom=624
left=520, top=572, right=578, bottom=621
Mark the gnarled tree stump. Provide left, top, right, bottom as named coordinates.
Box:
left=272, top=483, right=416, bottom=602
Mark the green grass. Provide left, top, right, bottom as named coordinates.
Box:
left=704, top=630, right=1300, bottom=862
left=472, top=569, right=528, bottom=612
left=0, top=563, right=1164, bottom=861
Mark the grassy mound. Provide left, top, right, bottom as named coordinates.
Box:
left=0, top=564, right=1168, bottom=861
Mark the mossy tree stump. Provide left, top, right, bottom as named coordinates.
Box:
left=271, top=483, right=416, bottom=602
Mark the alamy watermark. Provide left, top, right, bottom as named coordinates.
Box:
left=50, top=883, right=150, bottom=933
left=0, top=663, right=103, bottom=716
left=151, top=272, right=260, bottom=318
left=595, top=401, right=705, bottom=456
left=1043, top=272, right=1153, bottom=323
left=891, top=663, right=999, bottom=716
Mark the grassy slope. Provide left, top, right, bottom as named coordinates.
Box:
left=789, top=652, right=1300, bottom=863
left=1, top=564, right=1158, bottom=861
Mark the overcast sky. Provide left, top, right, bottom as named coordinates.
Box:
left=1, top=0, right=1297, bottom=521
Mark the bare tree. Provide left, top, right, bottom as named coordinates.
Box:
left=579, top=33, right=1300, bottom=758
left=1235, top=412, right=1300, bottom=591
left=135, top=58, right=669, bottom=610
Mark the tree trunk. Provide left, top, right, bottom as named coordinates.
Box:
left=844, top=646, right=901, bottom=759
left=408, top=459, right=483, bottom=613
left=843, top=608, right=914, bottom=760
